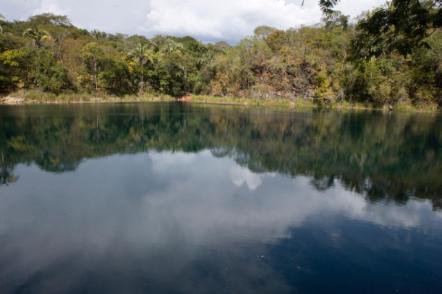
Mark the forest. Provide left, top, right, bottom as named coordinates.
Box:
left=0, top=0, right=441, bottom=108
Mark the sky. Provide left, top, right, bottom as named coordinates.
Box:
left=1, top=0, right=387, bottom=42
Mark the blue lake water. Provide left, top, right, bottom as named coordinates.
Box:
left=0, top=103, right=441, bottom=293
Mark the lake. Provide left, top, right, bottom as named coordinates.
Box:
left=0, top=103, right=441, bottom=294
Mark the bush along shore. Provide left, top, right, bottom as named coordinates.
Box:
left=0, top=90, right=438, bottom=113
left=0, top=1, right=440, bottom=110
left=0, top=90, right=175, bottom=105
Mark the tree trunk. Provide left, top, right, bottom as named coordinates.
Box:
left=93, top=59, right=98, bottom=92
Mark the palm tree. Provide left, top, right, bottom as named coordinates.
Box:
left=129, top=42, right=154, bottom=95
left=23, top=27, right=51, bottom=48
left=160, top=39, right=184, bottom=54
left=0, top=14, right=5, bottom=34
left=299, top=1, right=340, bottom=15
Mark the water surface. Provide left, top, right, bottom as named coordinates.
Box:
left=0, top=103, right=442, bottom=293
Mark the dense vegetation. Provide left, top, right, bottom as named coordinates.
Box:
left=1, top=103, right=441, bottom=209
left=0, top=0, right=441, bottom=108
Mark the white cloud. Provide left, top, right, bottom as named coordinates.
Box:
left=1, top=0, right=388, bottom=42
left=142, top=0, right=321, bottom=42
left=34, top=0, right=66, bottom=15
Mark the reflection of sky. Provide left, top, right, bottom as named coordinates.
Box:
left=0, top=151, right=442, bottom=293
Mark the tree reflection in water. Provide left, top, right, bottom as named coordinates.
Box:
left=0, top=103, right=441, bottom=209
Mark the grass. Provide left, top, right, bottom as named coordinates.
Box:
left=2, top=90, right=175, bottom=104
left=191, top=95, right=439, bottom=113
left=393, top=101, right=439, bottom=113
left=1, top=90, right=439, bottom=113
left=190, top=95, right=312, bottom=109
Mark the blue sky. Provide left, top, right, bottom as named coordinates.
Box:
left=1, top=0, right=387, bottom=42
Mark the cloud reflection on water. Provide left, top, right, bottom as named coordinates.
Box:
left=0, top=150, right=441, bottom=293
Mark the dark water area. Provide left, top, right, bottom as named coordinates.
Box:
left=0, top=103, right=441, bottom=294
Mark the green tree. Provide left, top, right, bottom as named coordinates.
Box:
left=150, top=38, right=197, bottom=97
left=23, top=27, right=51, bottom=48
left=80, top=42, right=105, bottom=92
left=28, top=13, right=72, bottom=27
left=323, top=0, right=441, bottom=57
left=128, top=42, right=154, bottom=95
left=31, top=49, right=72, bottom=94
left=100, top=59, right=134, bottom=96
left=0, top=48, right=33, bottom=92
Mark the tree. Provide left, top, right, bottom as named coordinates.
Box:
left=322, top=10, right=349, bottom=30
left=0, top=14, right=5, bottom=35
left=100, top=60, right=134, bottom=96
left=319, top=0, right=340, bottom=16
left=214, top=41, right=231, bottom=51
left=91, top=30, right=107, bottom=40
left=128, top=42, right=154, bottom=95
left=354, top=0, right=441, bottom=58
left=0, top=48, right=33, bottom=92
left=151, top=38, right=194, bottom=97
left=316, top=0, right=441, bottom=57
left=80, top=42, right=105, bottom=92
left=28, top=13, right=72, bottom=27
left=31, top=49, right=72, bottom=94
left=49, top=27, right=70, bottom=62
left=23, top=27, right=50, bottom=48
left=254, top=26, right=278, bottom=39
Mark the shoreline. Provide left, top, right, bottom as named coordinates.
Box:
left=0, top=93, right=439, bottom=113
